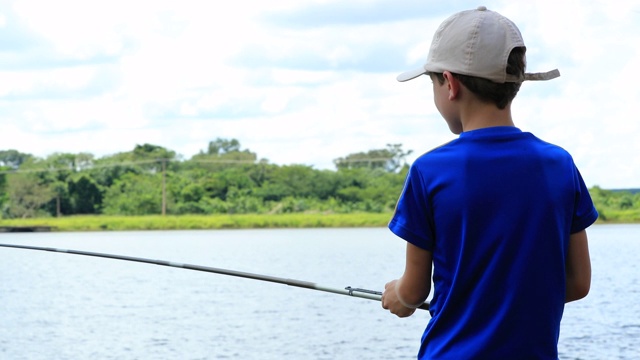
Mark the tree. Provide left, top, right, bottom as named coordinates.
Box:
left=132, top=144, right=177, bottom=162
left=255, top=165, right=320, bottom=201
left=89, top=144, right=178, bottom=189
left=206, top=138, right=242, bottom=155
left=334, top=144, right=413, bottom=172
left=68, top=175, right=103, bottom=214
left=98, top=144, right=177, bottom=169
left=188, top=138, right=259, bottom=173
left=0, top=149, right=33, bottom=169
left=0, top=168, right=8, bottom=214
left=20, top=153, right=96, bottom=216
left=193, top=138, right=256, bottom=160
left=43, top=152, right=94, bottom=172
left=5, top=173, right=54, bottom=218
left=102, top=173, right=165, bottom=215
left=48, top=180, right=68, bottom=217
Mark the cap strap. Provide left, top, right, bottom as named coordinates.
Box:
left=524, top=69, right=561, bottom=81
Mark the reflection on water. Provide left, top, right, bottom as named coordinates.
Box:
left=0, top=225, right=638, bottom=359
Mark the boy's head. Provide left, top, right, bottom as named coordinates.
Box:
left=397, top=6, right=559, bottom=108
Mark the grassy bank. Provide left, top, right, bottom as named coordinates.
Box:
left=0, top=211, right=632, bottom=233
left=596, top=208, right=640, bottom=223
left=0, top=213, right=393, bottom=232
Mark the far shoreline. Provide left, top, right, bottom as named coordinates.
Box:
left=0, top=213, right=629, bottom=233
left=0, top=213, right=394, bottom=232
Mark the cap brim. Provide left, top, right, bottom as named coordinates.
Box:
left=396, top=66, right=427, bottom=82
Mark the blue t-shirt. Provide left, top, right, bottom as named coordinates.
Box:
left=389, top=126, right=598, bottom=359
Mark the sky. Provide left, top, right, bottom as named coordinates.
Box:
left=1, top=0, right=639, bottom=189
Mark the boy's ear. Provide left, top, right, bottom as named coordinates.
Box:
left=443, top=71, right=460, bottom=101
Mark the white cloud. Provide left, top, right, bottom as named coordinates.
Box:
left=1, top=0, right=639, bottom=188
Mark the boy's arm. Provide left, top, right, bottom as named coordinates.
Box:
left=565, top=229, right=592, bottom=302
left=382, top=242, right=432, bottom=317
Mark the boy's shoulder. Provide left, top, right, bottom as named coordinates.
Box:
left=412, top=139, right=457, bottom=164
left=412, top=128, right=575, bottom=168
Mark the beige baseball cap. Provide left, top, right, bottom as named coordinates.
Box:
left=397, top=6, right=560, bottom=83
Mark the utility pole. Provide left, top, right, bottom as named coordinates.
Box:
left=162, top=158, right=166, bottom=216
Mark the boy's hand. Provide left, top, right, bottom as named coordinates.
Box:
left=381, top=279, right=417, bottom=318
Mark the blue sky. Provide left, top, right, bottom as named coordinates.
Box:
left=1, top=0, right=639, bottom=188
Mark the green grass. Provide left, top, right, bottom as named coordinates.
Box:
left=1, top=208, right=635, bottom=233
left=0, top=213, right=393, bottom=232
left=595, top=208, right=640, bottom=224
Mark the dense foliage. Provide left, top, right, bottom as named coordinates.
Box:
left=0, top=140, right=409, bottom=218
left=0, top=141, right=637, bottom=222
left=589, top=187, right=640, bottom=223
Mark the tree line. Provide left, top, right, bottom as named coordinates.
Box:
left=0, top=139, right=412, bottom=218
left=1, top=139, right=637, bottom=222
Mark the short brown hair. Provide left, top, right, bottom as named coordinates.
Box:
left=430, top=47, right=526, bottom=109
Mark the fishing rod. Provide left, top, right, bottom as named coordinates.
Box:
left=0, top=243, right=429, bottom=311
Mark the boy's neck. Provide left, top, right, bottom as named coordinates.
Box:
left=459, top=99, right=515, bottom=132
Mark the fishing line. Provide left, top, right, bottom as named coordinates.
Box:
left=0, top=243, right=429, bottom=310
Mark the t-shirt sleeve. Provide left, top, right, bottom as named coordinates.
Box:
left=570, top=166, right=599, bottom=233
left=388, top=165, right=435, bottom=251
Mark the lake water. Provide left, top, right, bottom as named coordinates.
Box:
left=0, top=225, right=638, bottom=359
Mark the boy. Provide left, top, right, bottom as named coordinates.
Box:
left=381, top=6, right=598, bottom=359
